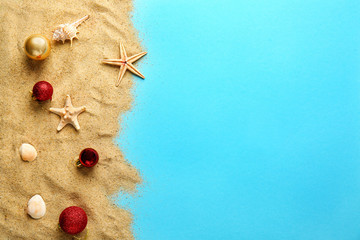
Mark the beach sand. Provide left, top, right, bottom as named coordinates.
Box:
left=0, top=0, right=143, bottom=239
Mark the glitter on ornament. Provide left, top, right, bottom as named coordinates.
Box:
left=32, top=81, right=53, bottom=101
left=59, top=206, right=88, bottom=235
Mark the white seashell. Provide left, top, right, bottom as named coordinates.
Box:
left=27, top=195, right=46, bottom=219
left=19, top=143, right=37, bottom=162
left=52, top=15, right=89, bottom=46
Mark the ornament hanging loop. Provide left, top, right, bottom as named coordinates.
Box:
left=75, top=158, right=83, bottom=168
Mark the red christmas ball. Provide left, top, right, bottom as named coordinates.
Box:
left=59, top=206, right=88, bottom=235
left=79, top=148, right=99, bottom=168
left=32, top=81, right=53, bottom=101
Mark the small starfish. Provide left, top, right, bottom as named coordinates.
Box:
left=49, top=95, right=86, bottom=131
left=102, top=43, right=147, bottom=86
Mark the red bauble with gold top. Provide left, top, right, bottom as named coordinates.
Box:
left=59, top=206, right=88, bottom=235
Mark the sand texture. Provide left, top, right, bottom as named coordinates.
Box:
left=0, top=0, right=143, bottom=239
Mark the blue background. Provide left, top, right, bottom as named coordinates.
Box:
left=117, top=0, right=360, bottom=239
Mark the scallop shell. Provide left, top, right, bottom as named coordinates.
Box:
left=52, top=15, right=89, bottom=46
left=27, top=195, right=46, bottom=219
left=19, top=143, right=37, bottom=162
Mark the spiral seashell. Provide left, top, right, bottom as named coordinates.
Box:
left=19, top=143, right=37, bottom=162
left=52, top=15, right=89, bottom=46
left=27, top=195, right=46, bottom=219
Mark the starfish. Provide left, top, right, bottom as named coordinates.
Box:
left=49, top=95, right=86, bottom=131
left=102, top=43, right=147, bottom=86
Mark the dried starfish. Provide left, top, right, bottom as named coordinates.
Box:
left=49, top=95, right=86, bottom=131
left=102, top=43, right=147, bottom=86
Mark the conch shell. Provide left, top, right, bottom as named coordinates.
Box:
left=52, top=15, right=89, bottom=46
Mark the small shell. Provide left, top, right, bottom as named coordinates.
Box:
left=27, top=195, right=46, bottom=219
left=52, top=15, right=89, bottom=46
left=19, top=143, right=37, bottom=162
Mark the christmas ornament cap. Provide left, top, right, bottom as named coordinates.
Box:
left=32, top=81, right=53, bottom=101
left=78, top=148, right=99, bottom=168
left=24, top=34, right=51, bottom=60
left=59, top=206, right=87, bottom=235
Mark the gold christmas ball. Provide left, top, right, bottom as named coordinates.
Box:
left=24, top=34, right=51, bottom=60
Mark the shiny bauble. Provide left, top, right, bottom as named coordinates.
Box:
left=24, top=34, right=51, bottom=60
left=78, top=148, right=99, bottom=168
